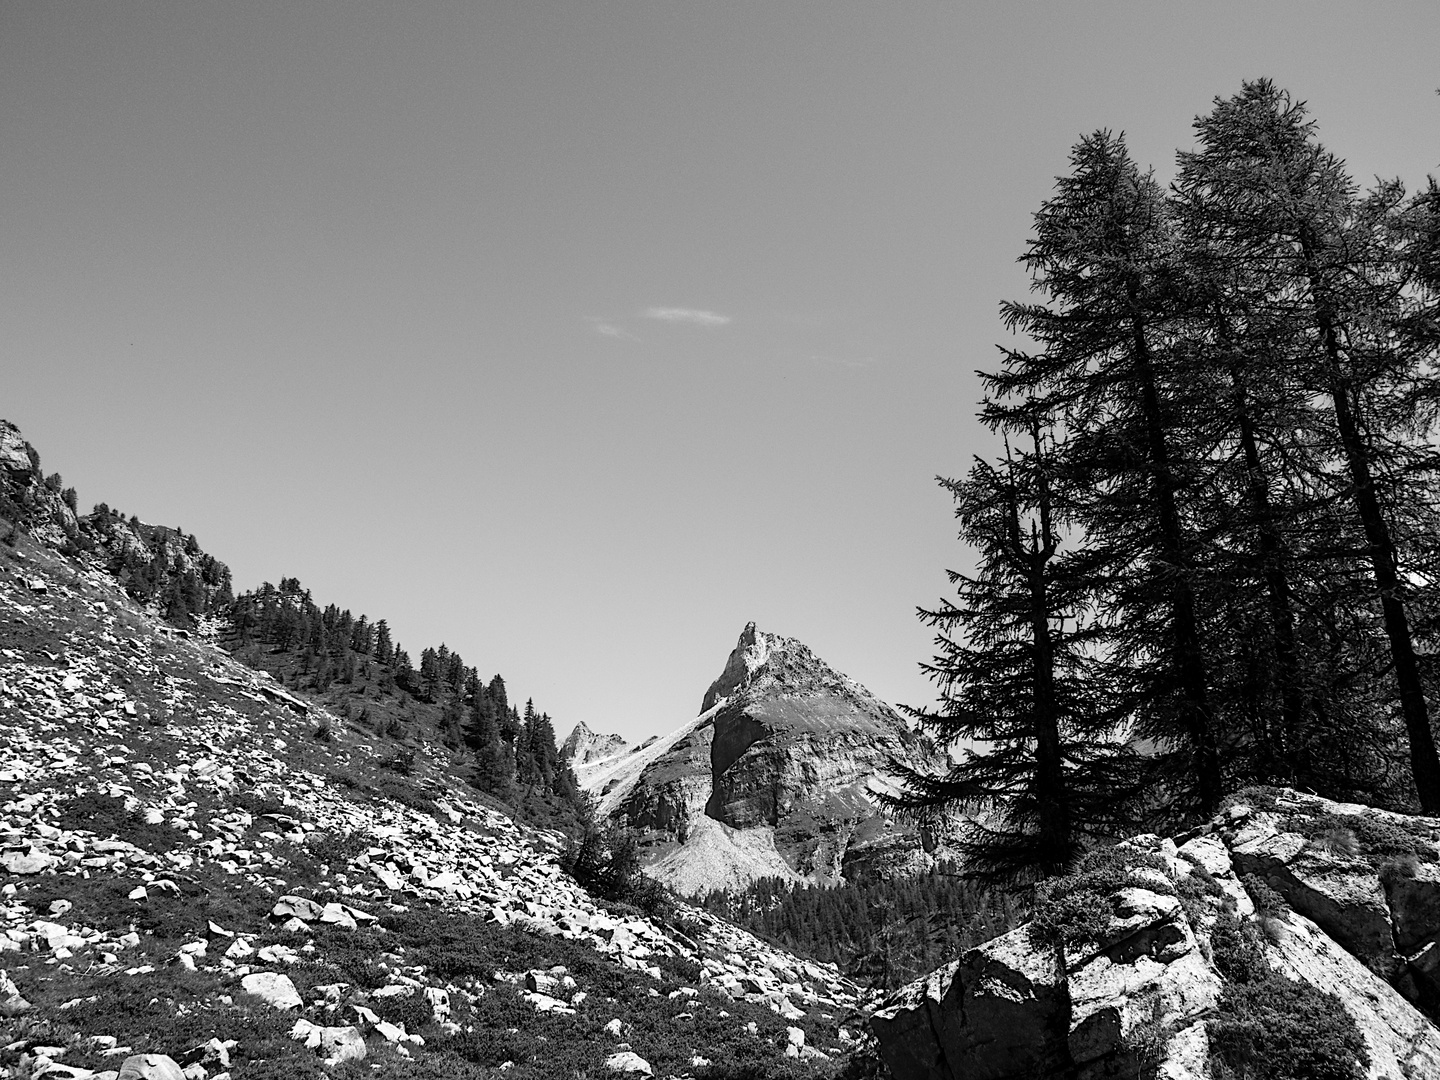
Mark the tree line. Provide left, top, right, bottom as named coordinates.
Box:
left=699, top=868, right=1023, bottom=990
left=227, top=578, right=586, bottom=823
left=891, top=81, right=1440, bottom=884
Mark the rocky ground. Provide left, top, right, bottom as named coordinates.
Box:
left=0, top=532, right=872, bottom=1080
left=872, top=787, right=1440, bottom=1080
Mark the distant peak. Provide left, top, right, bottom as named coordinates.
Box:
left=559, top=721, right=630, bottom=766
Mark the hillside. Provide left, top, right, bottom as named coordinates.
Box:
left=0, top=420, right=880, bottom=1080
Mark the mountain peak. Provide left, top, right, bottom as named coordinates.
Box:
left=559, top=719, right=631, bottom=767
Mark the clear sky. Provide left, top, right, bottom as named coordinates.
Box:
left=3, top=3, right=1438, bottom=745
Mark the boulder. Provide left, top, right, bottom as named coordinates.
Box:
left=603, top=1051, right=653, bottom=1076
left=116, top=1056, right=184, bottom=1080
left=271, top=895, right=323, bottom=922
left=0, top=969, right=33, bottom=1016
left=289, top=1019, right=366, bottom=1066
left=240, top=971, right=302, bottom=1010
left=871, top=790, right=1440, bottom=1080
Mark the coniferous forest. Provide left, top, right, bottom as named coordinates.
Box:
left=890, top=80, right=1440, bottom=886
left=224, top=578, right=588, bottom=830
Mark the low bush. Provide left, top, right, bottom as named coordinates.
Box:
left=1029, top=846, right=1173, bottom=951
left=49, top=791, right=181, bottom=853
left=1209, top=974, right=1368, bottom=1080
left=1286, top=811, right=1435, bottom=868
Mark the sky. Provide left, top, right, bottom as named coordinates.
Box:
left=3, top=3, right=1439, bottom=745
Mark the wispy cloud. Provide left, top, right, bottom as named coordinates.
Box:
left=586, top=318, right=640, bottom=341
left=642, top=307, right=732, bottom=327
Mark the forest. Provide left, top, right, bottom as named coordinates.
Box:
left=888, top=80, right=1440, bottom=885
left=225, top=578, right=589, bottom=830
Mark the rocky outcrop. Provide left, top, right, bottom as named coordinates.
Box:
left=1, top=420, right=233, bottom=622
left=0, top=419, right=81, bottom=547
left=579, top=623, right=951, bottom=894
left=870, top=790, right=1440, bottom=1080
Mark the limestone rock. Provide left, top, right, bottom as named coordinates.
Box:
left=241, top=972, right=303, bottom=1010
left=559, top=722, right=631, bottom=767
left=271, top=895, right=323, bottom=922
left=603, top=1051, right=652, bottom=1076
left=871, top=790, right=1440, bottom=1080
left=116, top=1056, right=184, bottom=1080
left=290, top=1019, right=367, bottom=1066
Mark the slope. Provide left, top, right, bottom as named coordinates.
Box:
left=0, top=420, right=874, bottom=1080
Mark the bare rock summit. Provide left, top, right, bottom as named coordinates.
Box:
left=578, top=622, right=951, bottom=894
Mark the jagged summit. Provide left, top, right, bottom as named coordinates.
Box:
left=558, top=720, right=631, bottom=768
left=578, top=622, right=952, bottom=895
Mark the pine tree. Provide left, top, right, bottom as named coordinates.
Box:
left=889, top=422, right=1137, bottom=883
left=1180, top=81, right=1440, bottom=810
left=990, top=130, right=1224, bottom=816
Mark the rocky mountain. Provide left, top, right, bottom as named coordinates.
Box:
left=559, top=722, right=633, bottom=769
left=574, top=623, right=952, bottom=896
left=0, top=420, right=876, bottom=1080
left=871, top=788, right=1440, bottom=1080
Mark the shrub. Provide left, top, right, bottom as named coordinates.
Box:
left=1029, top=846, right=1173, bottom=951
left=1286, top=811, right=1435, bottom=868
left=308, top=829, right=370, bottom=869
left=1209, top=974, right=1368, bottom=1080
left=49, top=791, right=180, bottom=853
left=1209, top=910, right=1268, bottom=985
left=560, top=823, right=673, bottom=917
left=1380, top=853, right=1420, bottom=885
left=382, top=748, right=417, bottom=776
left=1174, top=869, right=1221, bottom=929
left=1241, top=874, right=1287, bottom=919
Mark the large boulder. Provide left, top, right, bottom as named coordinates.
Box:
left=241, top=971, right=303, bottom=1010
left=870, top=793, right=1440, bottom=1080
left=116, top=1056, right=184, bottom=1080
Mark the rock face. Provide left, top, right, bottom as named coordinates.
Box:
left=578, top=623, right=950, bottom=894
left=0, top=419, right=80, bottom=548
left=870, top=790, right=1440, bottom=1080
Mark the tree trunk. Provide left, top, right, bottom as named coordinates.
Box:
left=1301, top=235, right=1440, bottom=812
left=1228, top=362, right=1305, bottom=782
left=1130, top=303, right=1224, bottom=813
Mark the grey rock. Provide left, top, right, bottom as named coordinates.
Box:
left=241, top=972, right=303, bottom=1010
left=116, top=1056, right=185, bottom=1080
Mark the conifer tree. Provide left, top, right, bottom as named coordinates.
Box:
left=1180, top=81, right=1440, bottom=810
left=990, top=131, right=1224, bottom=816
left=889, top=422, right=1137, bottom=883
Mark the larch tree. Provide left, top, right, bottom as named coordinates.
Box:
left=989, top=131, right=1225, bottom=817
left=1182, top=81, right=1440, bottom=810
left=888, top=417, right=1136, bottom=884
